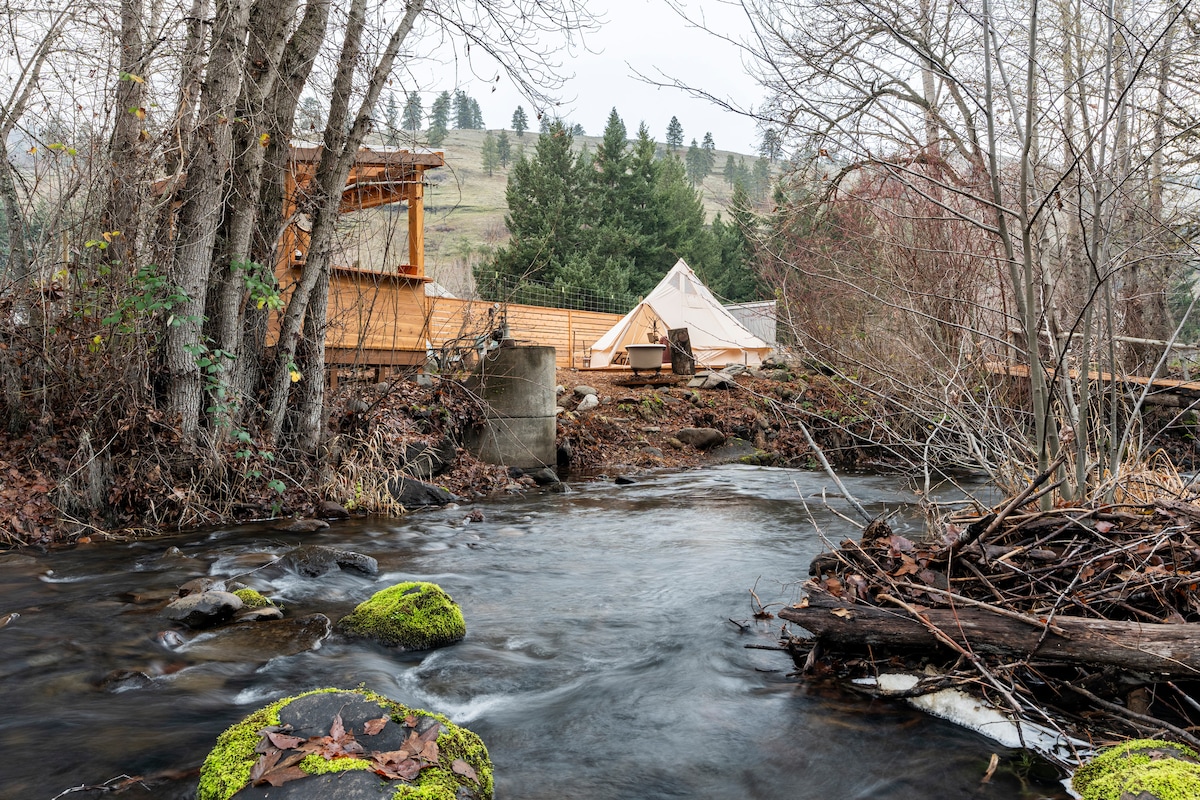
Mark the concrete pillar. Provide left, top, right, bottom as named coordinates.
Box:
left=463, top=346, right=556, bottom=469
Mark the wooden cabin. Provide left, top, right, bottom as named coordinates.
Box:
left=276, top=145, right=445, bottom=371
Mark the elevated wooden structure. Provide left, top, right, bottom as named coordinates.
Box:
left=275, top=145, right=626, bottom=376
left=986, top=361, right=1200, bottom=407
left=276, top=145, right=444, bottom=369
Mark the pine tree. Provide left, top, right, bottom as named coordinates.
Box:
left=723, top=154, right=736, bottom=186
left=452, top=90, right=472, bottom=129
left=759, top=127, right=782, bottom=162
left=587, top=109, right=637, bottom=279
left=470, top=98, right=484, bottom=129
left=685, top=138, right=705, bottom=185
left=753, top=157, right=772, bottom=199
left=497, top=130, right=512, bottom=167
left=666, top=116, right=683, bottom=152
left=479, top=121, right=617, bottom=304
left=481, top=130, right=500, bottom=176
left=383, top=92, right=399, bottom=146
left=401, top=91, right=422, bottom=130
left=297, top=95, right=325, bottom=133
left=539, top=115, right=551, bottom=134
left=701, top=132, right=716, bottom=175
left=512, top=106, right=528, bottom=137
left=570, top=122, right=585, bottom=137
left=428, top=91, right=451, bottom=146
left=703, top=184, right=758, bottom=302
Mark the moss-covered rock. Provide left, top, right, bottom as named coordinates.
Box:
left=196, top=687, right=492, bottom=800
left=336, top=582, right=465, bottom=650
left=1072, top=739, right=1200, bottom=800
left=232, top=588, right=274, bottom=609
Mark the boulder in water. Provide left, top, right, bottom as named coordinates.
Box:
left=336, top=582, right=465, bottom=650
left=271, top=518, right=330, bottom=533
left=387, top=477, right=459, bottom=509
left=196, top=687, right=492, bottom=800
left=277, top=545, right=378, bottom=578
left=163, top=590, right=243, bottom=629
left=180, top=614, right=332, bottom=663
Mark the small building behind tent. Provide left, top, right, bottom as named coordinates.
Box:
left=588, top=260, right=772, bottom=368
left=724, top=300, right=777, bottom=346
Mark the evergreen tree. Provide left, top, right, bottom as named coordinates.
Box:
left=723, top=154, right=737, bottom=186
left=759, top=127, right=782, bottom=162
left=666, top=116, right=683, bottom=151
left=586, top=109, right=637, bottom=279
left=428, top=91, right=451, bottom=146
left=297, top=95, right=325, bottom=133
left=511, top=107, right=528, bottom=137
left=753, top=157, right=772, bottom=199
left=702, top=185, right=758, bottom=302
left=685, top=138, right=705, bottom=185
left=401, top=91, right=422, bottom=130
left=701, top=132, right=716, bottom=174
left=383, top=92, right=399, bottom=145
left=481, top=130, right=500, bottom=176
left=539, top=115, right=551, bottom=134
left=452, top=90, right=472, bottom=129
left=479, top=121, right=617, bottom=304
left=470, top=98, right=484, bottom=129
left=570, top=122, right=585, bottom=137
left=497, top=129, right=512, bottom=167
left=637, top=154, right=719, bottom=295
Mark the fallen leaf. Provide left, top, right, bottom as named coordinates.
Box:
left=451, top=759, right=478, bottom=782
left=831, top=607, right=854, bottom=619
left=266, top=731, right=306, bottom=750
left=363, top=716, right=389, bottom=736
left=1095, top=520, right=1115, bottom=533
left=404, top=714, right=418, bottom=727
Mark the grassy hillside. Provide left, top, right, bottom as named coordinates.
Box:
left=346, top=128, right=767, bottom=299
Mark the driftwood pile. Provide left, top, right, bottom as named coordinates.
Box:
left=780, top=475, right=1200, bottom=757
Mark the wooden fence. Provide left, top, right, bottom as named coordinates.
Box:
left=424, top=296, right=622, bottom=368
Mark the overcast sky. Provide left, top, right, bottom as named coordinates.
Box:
left=426, top=0, right=767, bottom=154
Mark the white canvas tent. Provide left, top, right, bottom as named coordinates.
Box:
left=589, top=259, right=772, bottom=368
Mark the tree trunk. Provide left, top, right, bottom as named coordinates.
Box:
left=104, top=0, right=148, bottom=270
left=237, top=0, right=331, bottom=412
left=164, top=0, right=250, bottom=438
left=204, top=0, right=299, bottom=431
left=780, top=587, right=1200, bottom=678
left=263, top=0, right=426, bottom=448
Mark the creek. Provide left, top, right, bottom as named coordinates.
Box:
left=0, top=465, right=1067, bottom=799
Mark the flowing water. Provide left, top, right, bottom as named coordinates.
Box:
left=0, top=465, right=1067, bottom=799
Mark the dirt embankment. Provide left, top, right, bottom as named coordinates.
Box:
left=1, top=359, right=892, bottom=547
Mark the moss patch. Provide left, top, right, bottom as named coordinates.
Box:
left=196, top=687, right=492, bottom=800
left=336, top=581, right=466, bottom=650
left=232, top=588, right=274, bottom=609
left=1073, top=739, right=1200, bottom=800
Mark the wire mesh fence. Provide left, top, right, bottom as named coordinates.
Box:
left=476, top=274, right=638, bottom=315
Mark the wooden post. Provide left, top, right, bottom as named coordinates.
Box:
left=408, top=171, right=424, bottom=276
left=668, top=328, right=695, bottom=375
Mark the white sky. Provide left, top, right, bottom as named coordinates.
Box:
left=424, top=0, right=766, bottom=154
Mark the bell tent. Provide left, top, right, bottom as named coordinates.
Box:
left=588, top=259, right=771, bottom=368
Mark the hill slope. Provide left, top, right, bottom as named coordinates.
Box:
left=345, top=128, right=767, bottom=298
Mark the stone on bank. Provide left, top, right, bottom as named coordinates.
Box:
left=196, top=687, right=492, bottom=800
left=336, top=581, right=466, bottom=650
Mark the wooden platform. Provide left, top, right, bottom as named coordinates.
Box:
left=986, top=361, right=1200, bottom=406
left=612, top=373, right=684, bottom=388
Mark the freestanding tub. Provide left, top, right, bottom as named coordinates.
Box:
left=625, top=343, right=667, bottom=374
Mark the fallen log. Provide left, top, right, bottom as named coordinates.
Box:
left=780, top=585, right=1200, bottom=679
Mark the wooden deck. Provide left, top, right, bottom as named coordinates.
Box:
left=986, top=361, right=1200, bottom=405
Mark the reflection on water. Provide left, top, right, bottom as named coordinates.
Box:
left=0, top=465, right=1065, bottom=798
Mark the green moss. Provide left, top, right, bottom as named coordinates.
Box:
left=1074, top=739, right=1200, bottom=800
left=232, top=588, right=273, bottom=609
left=196, top=687, right=492, bottom=800
left=336, top=582, right=466, bottom=650
left=299, top=753, right=373, bottom=775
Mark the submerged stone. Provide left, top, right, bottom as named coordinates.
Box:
left=387, top=477, right=459, bottom=509
left=278, top=545, right=378, bottom=578
left=180, top=614, right=332, bottom=663
left=336, top=582, right=465, bottom=650
left=197, top=687, right=492, bottom=800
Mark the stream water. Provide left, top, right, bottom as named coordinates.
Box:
left=0, top=465, right=1068, bottom=799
